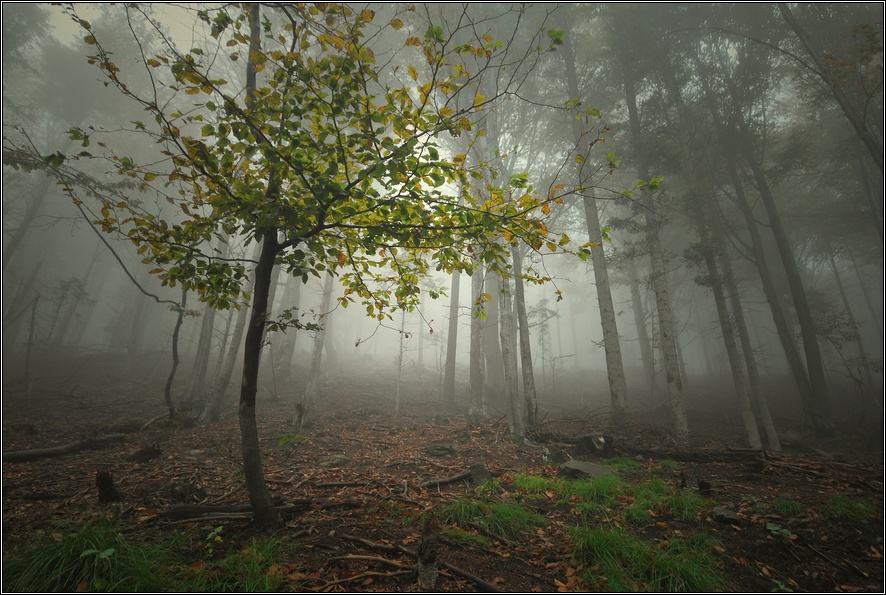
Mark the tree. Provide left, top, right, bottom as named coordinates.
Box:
left=42, top=3, right=571, bottom=528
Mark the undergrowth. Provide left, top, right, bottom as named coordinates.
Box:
left=2, top=519, right=295, bottom=593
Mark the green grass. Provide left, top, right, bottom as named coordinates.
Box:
left=441, top=527, right=492, bottom=547
left=603, top=457, right=644, bottom=473
left=565, top=475, right=623, bottom=506
left=822, top=495, right=874, bottom=523
left=2, top=520, right=175, bottom=592
left=772, top=499, right=805, bottom=518
left=571, top=526, right=723, bottom=592
left=513, top=473, right=564, bottom=495
left=2, top=519, right=297, bottom=593
left=441, top=499, right=545, bottom=538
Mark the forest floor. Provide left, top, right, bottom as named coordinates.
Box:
left=2, top=352, right=884, bottom=592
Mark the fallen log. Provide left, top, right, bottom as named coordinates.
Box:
left=3, top=434, right=125, bottom=463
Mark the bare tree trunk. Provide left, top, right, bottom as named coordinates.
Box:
left=181, top=302, right=216, bottom=409
left=297, top=271, right=334, bottom=423
left=395, top=308, right=406, bottom=415
left=2, top=174, right=53, bottom=272
left=718, top=237, right=781, bottom=450
left=736, top=119, right=834, bottom=435
left=499, top=273, right=524, bottom=441
left=482, top=271, right=505, bottom=400
left=623, top=75, right=689, bottom=445
left=442, top=270, right=460, bottom=413
left=468, top=264, right=488, bottom=421
left=272, top=275, right=301, bottom=384
left=511, top=244, right=538, bottom=426
left=561, top=26, right=628, bottom=423
left=628, top=263, right=656, bottom=398
left=698, top=219, right=762, bottom=449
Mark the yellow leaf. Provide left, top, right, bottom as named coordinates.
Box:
left=440, top=106, right=454, bottom=117
left=575, top=153, right=585, bottom=164
left=541, top=203, right=550, bottom=215
left=474, top=92, right=486, bottom=109
left=452, top=153, right=466, bottom=164
left=390, top=18, right=404, bottom=30
left=405, top=37, right=420, bottom=47
left=360, top=9, right=375, bottom=22
left=146, top=58, right=160, bottom=67
left=408, top=65, right=418, bottom=81
left=185, top=87, right=201, bottom=95
left=559, top=233, right=570, bottom=246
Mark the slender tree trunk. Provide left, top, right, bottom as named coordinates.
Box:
left=298, top=271, right=334, bottom=420
left=182, top=302, right=216, bottom=408
left=698, top=219, right=762, bottom=449
left=442, top=270, right=460, bottom=413
left=735, top=117, right=833, bottom=435
left=164, top=288, right=187, bottom=420
left=623, top=75, right=689, bottom=445
left=482, top=272, right=505, bottom=399
left=395, top=307, right=406, bottom=415
left=499, top=273, right=523, bottom=441
left=847, top=250, right=884, bottom=344
left=828, top=252, right=879, bottom=411
left=512, top=244, right=538, bottom=426
left=238, top=4, right=280, bottom=529
left=561, top=26, right=628, bottom=422
left=468, top=264, right=488, bottom=421
left=272, top=275, right=301, bottom=383
left=628, top=262, right=655, bottom=397
left=2, top=174, right=53, bottom=272
left=201, top=243, right=261, bottom=423
left=718, top=236, right=781, bottom=450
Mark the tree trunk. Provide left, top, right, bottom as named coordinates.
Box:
left=735, top=117, right=834, bottom=435
left=482, top=271, right=505, bottom=400
left=182, top=302, right=216, bottom=409
left=561, top=25, right=628, bottom=423
left=718, top=235, right=781, bottom=450
left=442, top=270, right=460, bottom=413
left=698, top=220, right=762, bottom=449
left=298, top=271, right=334, bottom=422
left=238, top=3, right=280, bottom=529
left=395, top=307, right=406, bottom=415
left=628, top=262, right=656, bottom=398
left=240, top=227, right=281, bottom=529
left=498, top=273, right=524, bottom=441
left=2, top=174, right=53, bottom=272
left=272, top=275, right=301, bottom=384
left=511, top=244, right=538, bottom=426
left=468, top=263, right=488, bottom=421
left=200, top=244, right=259, bottom=424
left=623, top=74, right=689, bottom=445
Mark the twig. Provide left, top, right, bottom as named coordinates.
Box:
left=806, top=544, right=869, bottom=578
left=318, top=569, right=412, bottom=590
left=331, top=554, right=412, bottom=569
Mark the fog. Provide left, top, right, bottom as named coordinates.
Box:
left=3, top=3, right=883, bottom=450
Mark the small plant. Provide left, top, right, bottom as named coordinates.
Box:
left=822, top=495, right=874, bottom=523
left=772, top=499, right=804, bottom=518
left=771, top=578, right=794, bottom=592
left=766, top=522, right=796, bottom=543
left=204, top=525, right=224, bottom=557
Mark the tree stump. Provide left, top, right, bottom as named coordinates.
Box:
left=96, top=469, right=123, bottom=503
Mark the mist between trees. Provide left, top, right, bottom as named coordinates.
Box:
left=2, top=3, right=882, bottom=527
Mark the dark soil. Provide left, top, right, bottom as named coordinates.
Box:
left=2, top=351, right=883, bottom=592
